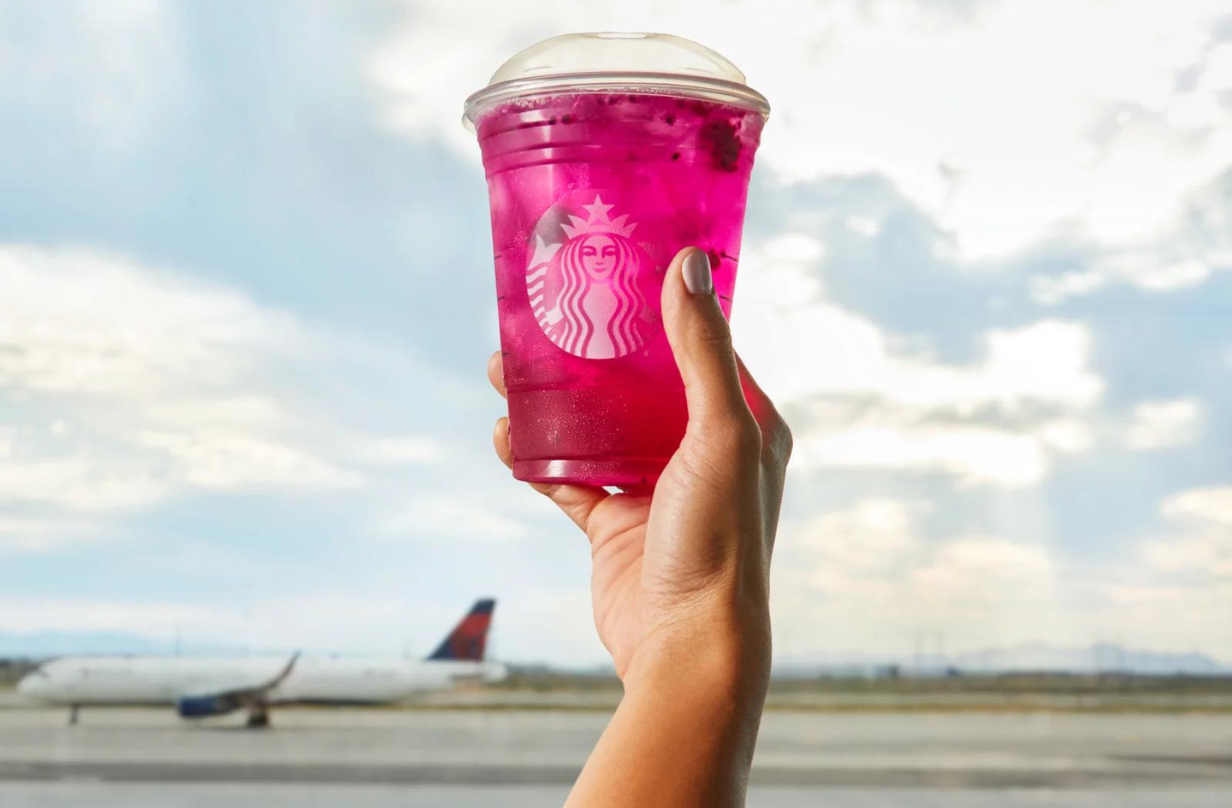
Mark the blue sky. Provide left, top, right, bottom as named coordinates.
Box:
left=0, top=0, right=1229, bottom=666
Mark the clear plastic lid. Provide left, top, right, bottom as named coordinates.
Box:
left=463, top=32, right=769, bottom=130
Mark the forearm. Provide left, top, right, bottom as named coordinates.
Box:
left=566, top=628, right=770, bottom=808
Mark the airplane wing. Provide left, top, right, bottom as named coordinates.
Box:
left=176, top=652, right=300, bottom=718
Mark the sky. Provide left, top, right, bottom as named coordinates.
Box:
left=0, top=0, right=1229, bottom=667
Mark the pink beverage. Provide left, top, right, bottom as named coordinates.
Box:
left=465, top=34, right=768, bottom=487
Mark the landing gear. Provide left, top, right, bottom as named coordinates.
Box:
left=68, top=704, right=80, bottom=726
left=245, top=703, right=270, bottom=729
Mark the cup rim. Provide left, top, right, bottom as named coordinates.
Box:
left=462, top=71, right=770, bottom=132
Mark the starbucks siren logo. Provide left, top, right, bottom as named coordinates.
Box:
left=527, top=195, right=648, bottom=360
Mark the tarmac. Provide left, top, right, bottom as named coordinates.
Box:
left=0, top=692, right=1229, bottom=806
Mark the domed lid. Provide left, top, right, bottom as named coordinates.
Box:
left=463, top=32, right=769, bottom=130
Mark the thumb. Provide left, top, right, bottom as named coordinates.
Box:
left=661, top=247, right=752, bottom=430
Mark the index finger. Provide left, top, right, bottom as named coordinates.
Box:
left=487, top=350, right=507, bottom=399
left=735, top=352, right=792, bottom=552
left=735, top=353, right=786, bottom=441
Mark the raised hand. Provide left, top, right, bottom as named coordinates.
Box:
left=488, top=246, right=791, bottom=682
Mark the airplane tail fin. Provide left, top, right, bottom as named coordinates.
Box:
left=427, top=599, right=496, bottom=662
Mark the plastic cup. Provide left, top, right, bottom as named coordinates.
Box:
left=464, top=33, right=768, bottom=487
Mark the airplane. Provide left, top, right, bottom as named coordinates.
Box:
left=16, top=598, right=506, bottom=728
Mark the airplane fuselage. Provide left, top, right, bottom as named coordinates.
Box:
left=18, top=655, right=506, bottom=706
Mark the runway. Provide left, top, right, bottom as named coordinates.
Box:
left=0, top=702, right=1229, bottom=806
left=2, top=784, right=1231, bottom=808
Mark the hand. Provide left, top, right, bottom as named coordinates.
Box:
left=489, top=246, right=792, bottom=683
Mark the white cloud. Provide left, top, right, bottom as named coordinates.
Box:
left=762, top=232, right=826, bottom=264
left=734, top=250, right=1103, bottom=486
left=0, top=245, right=442, bottom=528
left=802, top=498, right=922, bottom=583
left=0, top=517, right=94, bottom=553
left=788, top=392, right=1200, bottom=486
left=1030, top=173, right=1232, bottom=304
left=845, top=216, right=882, bottom=237
left=0, top=247, right=297, bottom=398
left=1094, top=486, right=1232, bottom=655
left=736, top=255, right=1103, bottom=411
left=776, top=491, right=1232, bottom=659
left=0, top=0, right=186, bottom=154
left=1139, top=486, right=1232, bottom=578
left=1112, top=258, right=1214, bottom=293
left=134, top=431, right=362, bottom=490
left=1139, top=541, right=1231, bottom=578
left=1033, top=257, right=1218, bottom=305
left=1162, top=486, right=1232, bottom=528
left=0, top=598, right=237, bottom=637
left=764, top=1, right=1232, bottom=261
left=0, top=595, right=411, bottom=655
left=1036, top=419, right=1094, bottom=454
left=490, top=588, right=609, bottom=667
left=353, top=437, right=443, bottom=466
left=374, top=492, right=533, bottom=542
left=372, top=0, right=1232, bottom=265
left=0, top=458, right=167, bottom=512
left=1029, top=269, right=1113, bottom=305
left=1100, top=580, right=1232, bottom=638
left=1125, top=399, right=1203, bottom=451
left=774, top=498, right=1067, bottom=654
left=912, top=537, right=1053, bottom=593
left=795, top=420, right=1049, bottom=487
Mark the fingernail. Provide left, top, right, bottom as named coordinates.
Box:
left=682, top=250, right=712, bottom=295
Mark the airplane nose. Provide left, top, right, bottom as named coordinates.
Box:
left=16, top=676, right=44, bottom=698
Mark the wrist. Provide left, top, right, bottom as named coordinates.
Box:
left=568, top=610, right=771, bottom=808
left=615, top=614, right=772, bottom=795
left=622, top=606, right=772, bottom=705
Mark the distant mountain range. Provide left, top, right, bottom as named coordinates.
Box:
left=3, top=633, right=1228, bottom=676
left=776, top=641, right=1231, bottom=677
left=946, top=642, right=1230, bottom=676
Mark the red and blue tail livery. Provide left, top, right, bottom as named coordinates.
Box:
left=427, top=599, right=496, bottom=662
